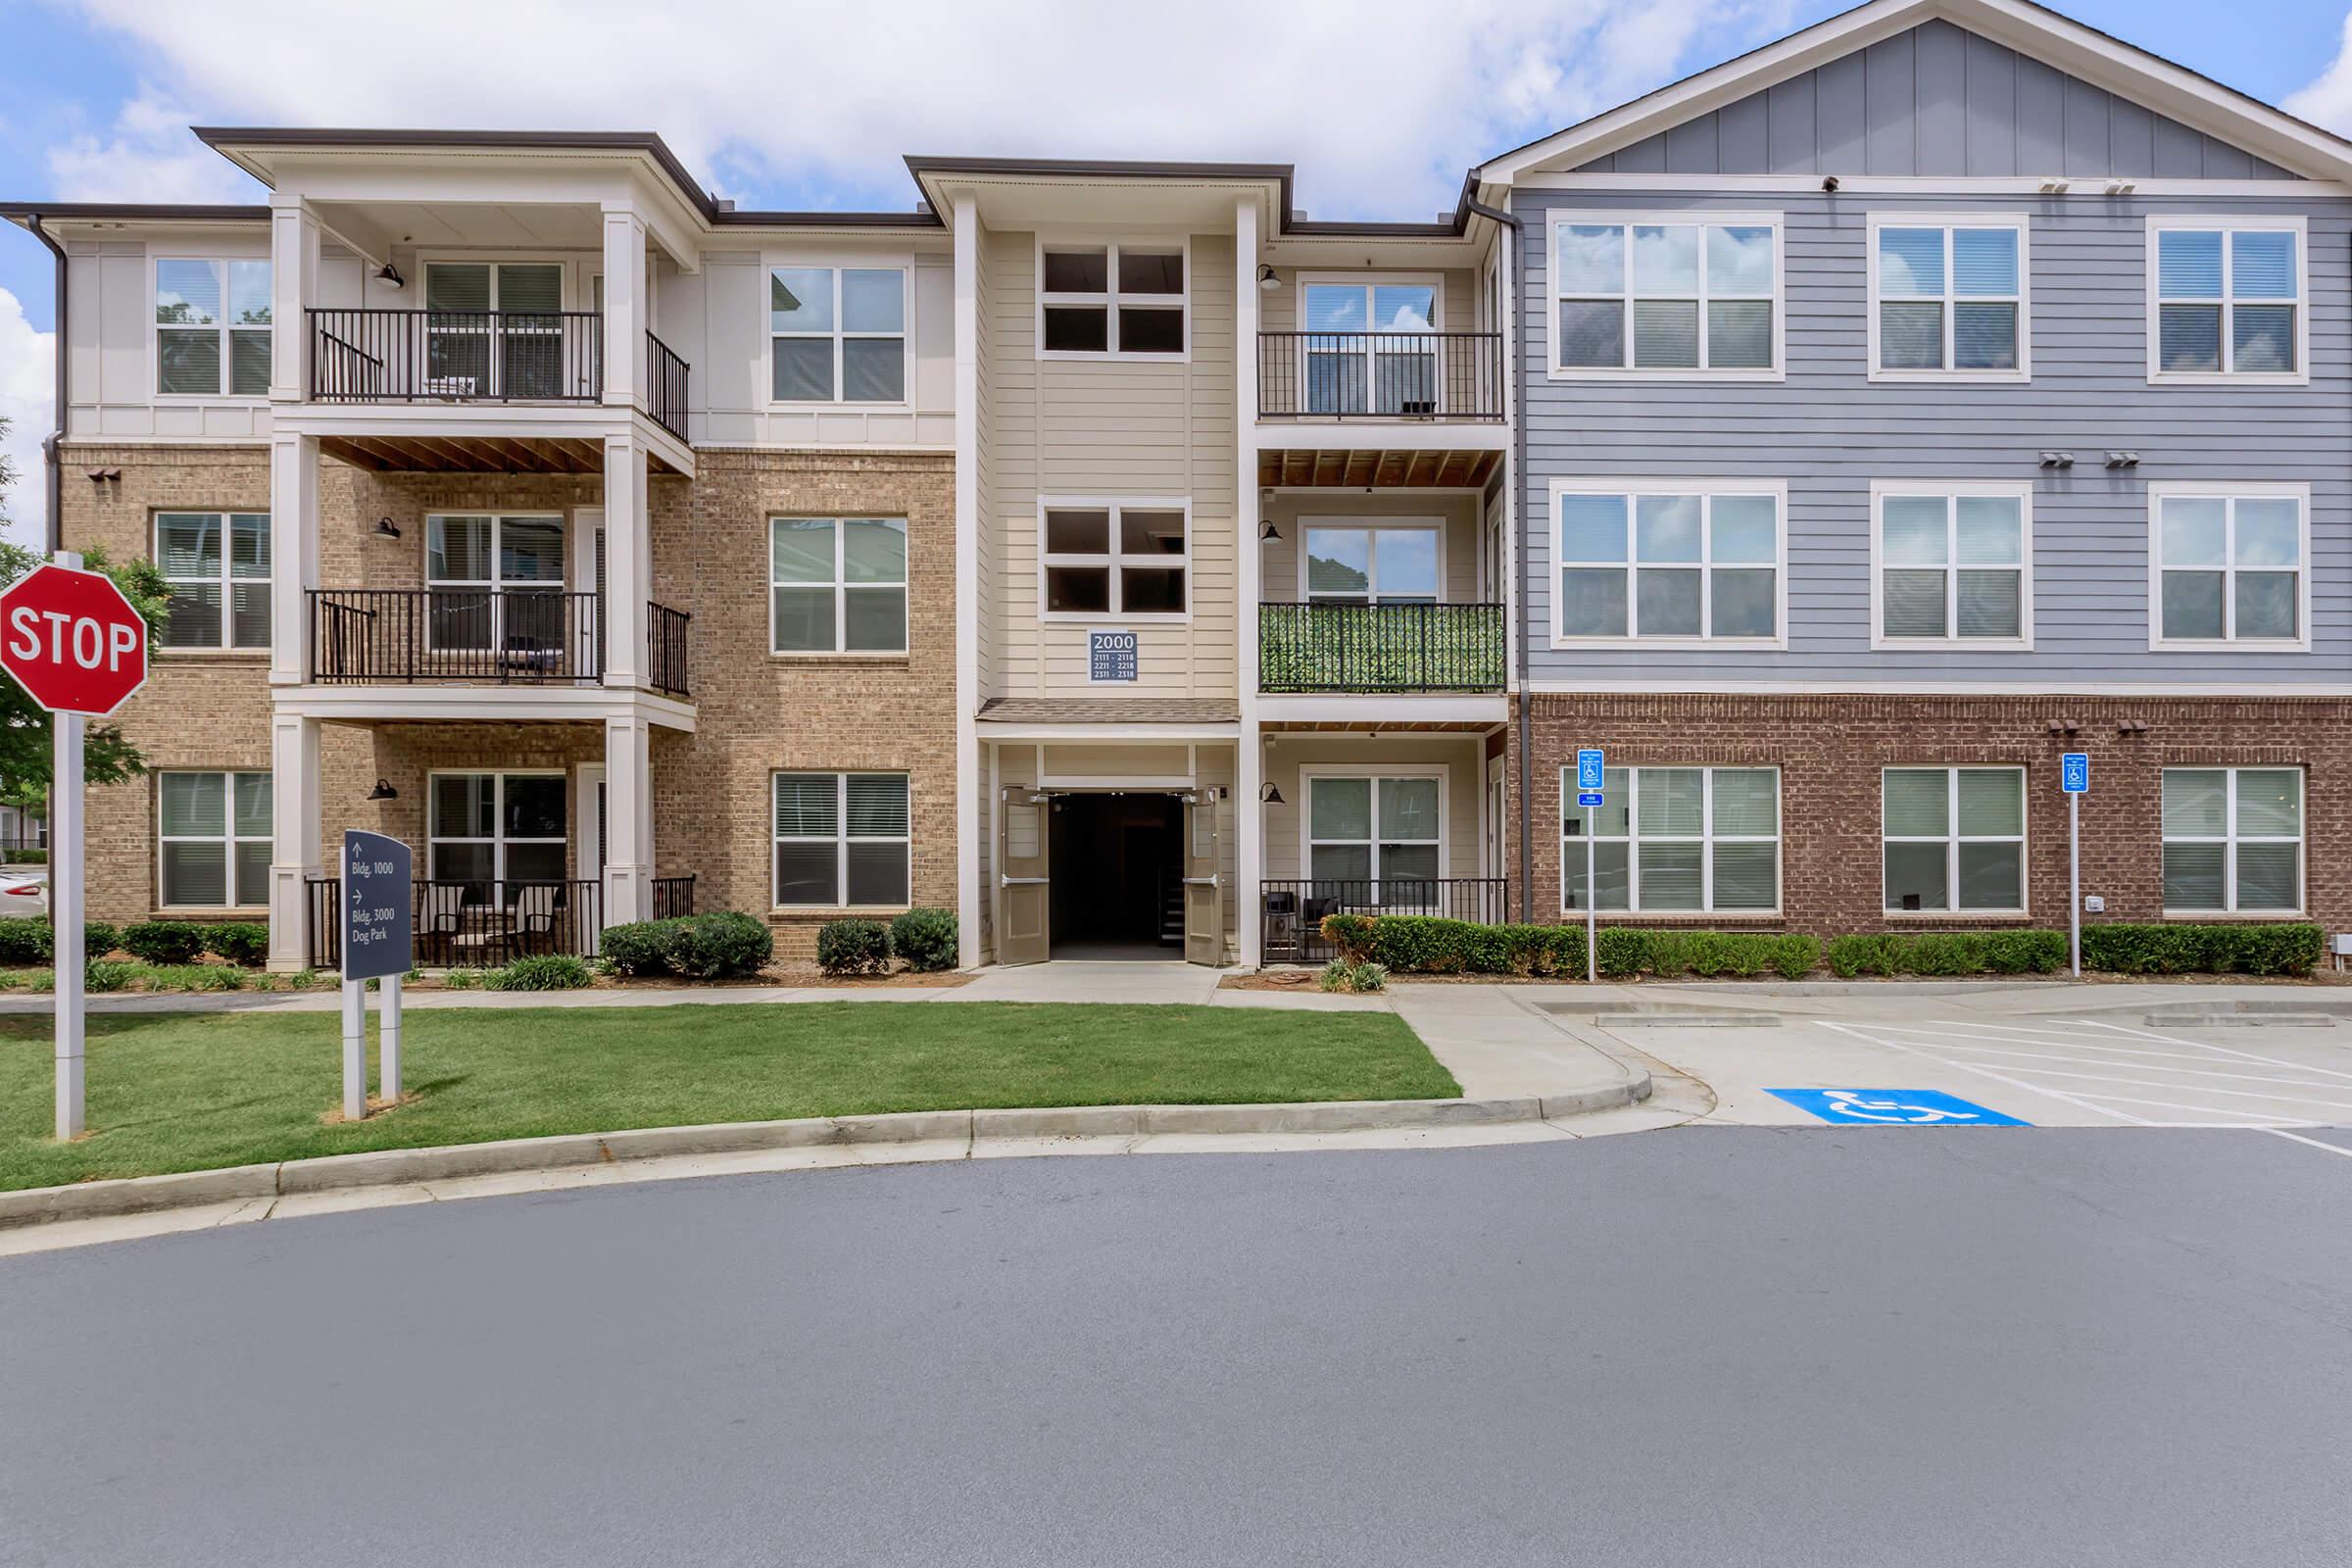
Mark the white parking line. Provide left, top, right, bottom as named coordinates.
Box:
left=2264, top=1128, right=2352, bottom=1160
left=1817, top=1021, right=2161, bottom=1125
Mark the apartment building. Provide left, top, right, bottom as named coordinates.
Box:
left=8, top=0, right=2349, bottom=971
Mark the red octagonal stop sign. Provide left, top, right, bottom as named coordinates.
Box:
left=0, top=563, right=150, bottom=716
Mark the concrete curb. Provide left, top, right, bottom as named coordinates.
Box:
left=0, top=1074, right=1650, bottom=1232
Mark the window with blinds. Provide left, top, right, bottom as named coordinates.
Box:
left=1552, top=218, right=1779, bottom=374
left=774, top=772, right=910, bottom=907
left=1875, top=489, right=2029, bottom=645
left=156, top=259, right=270, bottom=396
left=1562, top=766, right=1780, bottom=913
left=1882, top=767, right=2025, bottom=913
left=2151, top=488, right=2306, bottom=646
left=2151, top=221, right=2301, bottom=378
left=156, top=513, right=270, bottom=650
left=2162, top=768, right=2302, bottom=913
left=1872, top=220, right=2025, bottom=375
left=1554, top=484, right=1781, bottom=641
left=158, top=771, right=270, bottom=907
left=770, top=516, right=909, bottom=653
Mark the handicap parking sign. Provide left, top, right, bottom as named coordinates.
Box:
left=1766, top=1088, right=2027, bottom=1126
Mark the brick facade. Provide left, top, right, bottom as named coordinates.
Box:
left=1511, top=692, right=2350, bottom=934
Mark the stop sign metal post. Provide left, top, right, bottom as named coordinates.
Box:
left=0, top=555, right=149, bottom=1140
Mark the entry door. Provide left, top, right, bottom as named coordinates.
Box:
left=576, top=766, right=608, bottom=946
left=1182, top=793, right=1222, bottom=966
left=999, top=787, right=1050, bottom=966
left=1485, top=755, right=1505, bottom=877
left=572, top=509, right=607, bottom=661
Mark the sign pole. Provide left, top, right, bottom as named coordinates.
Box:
left=1586, top=833, right=1596, bottom=986
left=380, top=971, right=403, bottom=1104
left=1575, top=748, right=1605, bottom=984
left=2069, top=791, right=2081, bottom=980
left=341, top=976, right=367, bottom=1121
left=51, top=550, right=87, bottom=1141
left=338, top=829, right=414, bottom=1118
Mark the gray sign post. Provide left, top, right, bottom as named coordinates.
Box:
left=341, top=830, right=415, bottom=1119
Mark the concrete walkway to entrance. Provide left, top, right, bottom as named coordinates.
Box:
left=1383, top=985, right=1660, bottom=1104
left=955, top=959, right=1376, bottom=1008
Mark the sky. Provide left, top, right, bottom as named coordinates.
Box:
left=1, top=0, right=2349, bottom=548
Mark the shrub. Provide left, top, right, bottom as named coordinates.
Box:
left=1984, top=930, right=2067, bottom=975
left=155, top=962, right=244, bottom=993
left=669, top=911, right=774, bottom=979
left=442, top=966, right=481, bottom=990
left=0, top=920, right=50, bottom=965
left=601, top=917, right=685, bottom=977
left=485, top=954, right=595, bottom=991
left=1592, top=926, right=1645, bottom=979
left=1900, top=933, right=1985, bottom=978
left=1645, top=931, right=1699, bottom=979
left=1348, top=960, right=1389, bottom=993
left=288, top=968, right=319, bottom=990
left=82, top=921, right=120, bottom=961
left=26, top=969, right=53, bottom=992
left=122, top=920, right=208, bottom=965
left=205, top=922, right=270, bottom=966
left=816, top=917, right=891, bottom=976
left=1318, top=957, right=1351, bottom=992
left=889, top=907, right=958, bottom=972
left=84, top=960, right=138, bottom=993
left=2080, top=921, right=2322, bottom=977
left=1771, top=934, right=1823, bottom=979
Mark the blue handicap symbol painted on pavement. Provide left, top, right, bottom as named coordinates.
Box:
left=1765, top=1088, right=2028, bottom=1126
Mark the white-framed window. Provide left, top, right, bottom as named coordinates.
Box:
left=156, top=512, right=270, bottom=651
left=428, top=772, right=569, bottom=886
left=1551, top=479, right=1785, bottom=645
left=1304, top=772, right=1444, bottom=895
left=773, top=772, right=910, bottom=908
left=2162, top=767, right=2303, bottom=914
left=424, top=514, right=566, bottom=653
left=1298, top=274, right=1441, bottom=415
left=1882, top=766, right=2025, bottom=914
left=769, top=516, right=908, bottom=654
left=1868, top=216, right=2028, bottom=378
left=1870, top=485, right=2032, bottom=648
left=2147, top=216, right=2306, bottom=382
left=156, top=258, right=270, bottom=396
left=1562, top=766, right=1780, bottom=913
left=2149, top=485, right=2309, bottom=650
left=1549, top=215, right=1781, bottom=377
left=1038, top=241, right=1187, bottom=360
left=769, top=266, right=907, bottom=403
left=157, top=770, right=270, bottom=908
left=1300, top=521, right=1441, bottom=604
left=421, top=261, right=570, bottom=399
left=1039, top=498, right=1189, bottom=619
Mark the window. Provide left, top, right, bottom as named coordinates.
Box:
left=1871, top=219, right=2026, bottom=376
left=156, top=259, right=270, bottom=396
left=2162, top=768, right=2302, bottom=913
left=429, top=773, right=568, bottom=886
left=1307, top=775, right=1442, bottom=896
left=2150, top=487, right=2307, bottom=648
left=1552, top=217, right=1779, bottom=374
left=158, top=771, right=270, bottom=907
left=1302, top=524, right=1439, bottom=603
left=774, top=772, right=909, bottom=907
left=1040, top=501, right=1188, bottom=617
left=1299, top=277, right=1439, bottom=414
left=1562, top=766, right=1780, bottom=913
left=2149, top=220, right=2303, bottom=379
left=770, top=516, right=908, bottom=654
left=1873, top=487, right=2030, bottom=646
left=1039, top=243, right=1186, bottom=358
left=422, top=262, right=568, bottom=398
left=1882, top=767, right=2025, bottom=913
left=425, top=514, right=565, bottom=653
left=1553, top=482, right=1782, bottom=643
left=770, top=267, right=906, bottom=402
left=156, top=513, right=270, bottom=650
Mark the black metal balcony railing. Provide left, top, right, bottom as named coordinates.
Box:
left=1256, top=331, right=1504, bottom=420
left=310, top=588, right=604, bottom=684
left=307, top=873, right=699, bottom=967
left=1259, top=878, right=1510, bottom=965
left=652, top=873, right=698, bottom=921
left=308, top=309, right=605, bottom=404
left=647, top=603, right=692, bottom=699
left=646, top=329, right=690, bottom=441
left=1258, top=602, right=1504, bottom=693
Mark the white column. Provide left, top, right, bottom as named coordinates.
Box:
left=266, top=712, right=322, bottom=970
left=1234, top=196, right=1264, bottom=966
left=603, top=714, right=653, bottom=926
left=952, top=196, right=982, bottom=968
left=268, top=195, right=321, bottom=404
left=600, top=204, right=647, bottom=410
left=269, top=430, right=320, bottom=686
left=601, top=433, right=649, bottom=689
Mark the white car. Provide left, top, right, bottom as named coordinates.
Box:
left=0, top=869, right=49, bottom=920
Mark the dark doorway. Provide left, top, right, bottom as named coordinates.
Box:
left=1050, top=793, right=1183, bottom=956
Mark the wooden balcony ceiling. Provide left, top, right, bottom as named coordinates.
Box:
left=320, top=433, right=687, bottom=476
left=1257, top=448, right=1498, bottom=489
left=1263, top=718, right=1497, bottom=733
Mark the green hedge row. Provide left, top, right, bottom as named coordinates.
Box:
left=0, top=919, right=270, bottom=968
left=816, top=908, right=959, bottom=976
left=2078, top=921, right=2322, bottom=976
left=600, top=911, right=775, bottom=979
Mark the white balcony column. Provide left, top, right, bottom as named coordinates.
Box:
left=269, top=430, right=321, bottom=686
left=601, top=433, right=650, bottom=689
left=268, top=194, right=321, bottom=403
left=266, top=713, right=322, bottom=970
left=603, top=714, right=654, bottom=926
left=600, top=203, right=648, bottom=410
left=951, top=196, right=982, bottom=967
left=1234, top=196, right=1264, bottom=966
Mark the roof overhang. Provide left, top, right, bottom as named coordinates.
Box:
left=906, top=156, right=1490, bottom=243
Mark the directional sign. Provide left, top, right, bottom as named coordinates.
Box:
left=2061, top=753, right=2089, bottom=794
left=1578, top=792, right=1606, bottom=808
left=341, top=829, right=414, bottom=981
left=1766, top=1088, right=2028, bottom=1126
left=0, top=563, right=149, bottom=716
left=1576, top=748, right=1605, bottom=793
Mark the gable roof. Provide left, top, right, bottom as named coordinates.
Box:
left=1478, top=0, right=2352, bottom=186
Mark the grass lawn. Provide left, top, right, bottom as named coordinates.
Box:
left=0, top=1002, right=1458, bottom=1192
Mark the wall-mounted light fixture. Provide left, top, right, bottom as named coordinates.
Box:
left=1258, top=520, right=1281, bottom=542
left=1255, top=264, right=1279, bottom=292
left=374, top=516, right=402, bottom=539
left=1259, top=782, right=1284, bottom=805
left=1820, top=174, right=1840, bottom=193
left=367, top=779, right=398, bottom=801
left=375, top=262, right=405, bottom=289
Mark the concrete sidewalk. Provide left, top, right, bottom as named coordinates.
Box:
left=1384, top=985, right=1660, bottom=1103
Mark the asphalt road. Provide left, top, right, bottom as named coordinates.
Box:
left=4, top=1127, right=2349, bottom=1567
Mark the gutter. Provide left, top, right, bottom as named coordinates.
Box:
left=24, top=215, right=66, bottom=555
left=1464, top=195, right=1531, bottom=924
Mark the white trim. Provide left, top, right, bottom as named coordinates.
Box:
left=771, top=770, right=912, bottom=912
left=2143, top=213, right=2310, bottom=387
left=575, top=764, right=607, bottom=887
left=1524, top=677, right=2352, bottom=696
left=271, top=683, right=697, bottom=730
left=1865, top=212, right=2032, bottom=383
left=1544, top=212, right=1785, bottom=382
left=764, top=259, right=914, bottom=410
left=155, top=768, right=271, bottom=911
left=1035, top=235, right=1191, bottom=363
left=1037, top=495, right=1194, bottom=623
left=1297, top=766, right=1450, bottom=884
left=972, top=722, right=1242, bottom=742
left=1558, top=762, right=1784, bottom=916
left=424, top=768, right=568, bottom=886
left=1866, top=480, right=2035, bottom=652
left=767, top=514, right=910, bottom=655
left=1880, top=764, right=2030, bottom=917
left=155, top=510, right=272, bottom=653
left=1546, top=476, right=1789, bottom=650
left=1294, top=515, right=1446, bottom=602
left=2159, top=765, right=2306, bottom=917
left=1513, top=173, right=2348, bottom=196
left=2145, top=481, right=2313, bottom=653
left=951, top=196, right=982, bottom=968
left=1258, top=694, right=1508, bottom=725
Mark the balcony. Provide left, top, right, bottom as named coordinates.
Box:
left=304, top=873, right=698, bottom=967
left=307, top=588, right=691, bottom=699
left=1258, top=602, right=1504, bottom=694
left=1259, top=878, right=1509, bottom=964
left=1256, top=331, right=1504, bottom=422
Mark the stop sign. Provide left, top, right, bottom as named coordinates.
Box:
left=0, top=563, right=150, bottom=716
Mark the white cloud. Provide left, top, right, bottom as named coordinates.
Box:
left=2285, top=10, right=2352, bottom=133
left=46, top=90, right=257, bottom=203
left=0, top=288, right=56, bottom=554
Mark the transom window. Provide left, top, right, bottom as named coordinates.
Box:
left=2162, top=768, right=2302, bottom=913
left=425, top=514, right=566, bottom=654
left=770, top=516, right=908, bottom=654
left=156, top=259, right=270, bottom=396
left=1553, top=218, right=1778, bottom=373
left=770, top=267, right=906, bottom=402
left=1554, top=484, right=1781, bottom=642
left=1041, top=502, right=1188, bottom=618
left=2152, top=489, right=2306, bottom=646
left=2152, top=221, right=2301, bottom=377
left=158, top=771, right=270, bottom=908
left=1562, top=766, right=1780, bottom=913
left=774, top=772, right=910, bottom=907
left=1875, top=489, right=2029, bottom=645
left=156, top=513, right=270, bottom=650
left=1882, top=767, right=2024, bottom=913
left=1300, top=278, right=1439, bottom=414
left=1040, top=244, right=1185, bottom=357
left=1307, top=775, right=1441, bottom=892
left=430, top=773, right=568, bottom=888
left=423, top=263, right=569, bottom=399
left=1873, top=220, right=2024, bottom=374
left=1302, top=524, right=1439, bottom=604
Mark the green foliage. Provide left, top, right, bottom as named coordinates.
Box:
left=1825, top=933, right=1903, bottom=978
left=1901, top=933, right=1985, bottom=977
left=1258, top=602, right=1505, bottom=694
left=288, top=968, right=319, bottom=991
left=121, top=920, right=208, bottom=965
left=82, top=920, right=119, bottom=960
left=1771, top=934, right=1823, bottom=979
left=84, top=959, right=138, bottom=993
left=816, top=918, right=891, bottom=976
left=1592, top=927, right=1645, bottom=979
left=484, top=955, right=596, bottom=991
left=1318, top=957, right=1351, bottom=992
left=599, top=918, right=682, bottom=977
left=0, top=920, right=50, bottom=965
left=1320, top=913, right=1592, bottom=979
left=890, top=907, right=959, bottom=972
left=205, top=922, right=270, bottom=966
left=1984, top=930, right=2068, bottom=975
left=0, top=541, right=171, bottom=793
left=441, top=966, right=481, bottom=990
left=2079, top=921, right=2322, bottom=976
left=668, top=911, right=774, bottom=979
left=1348, top=960, right=1388, bottom=992
left=143, top=962, right=244, bottom=992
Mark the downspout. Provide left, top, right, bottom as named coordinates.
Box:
left=25, top=215, right=67, bottom=554
left=1465, top=195, right=1529, bottom=922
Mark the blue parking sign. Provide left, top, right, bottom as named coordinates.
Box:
left=1766, top=1088, right=2027, bottom=1126
left=1577, top=748, right=1605, bottom=792
left=2061, top=753, right=2089, bottom=794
